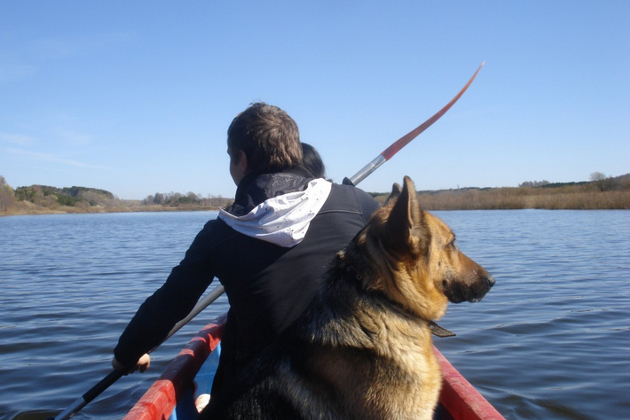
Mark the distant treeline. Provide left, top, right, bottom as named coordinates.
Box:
left=2, top=173, right=629, bottom=215
left=14, top=185, right=114, bottom=207
left=0, top=176, right=232, bottom=215
left=140, top=192, right=233, bottom=210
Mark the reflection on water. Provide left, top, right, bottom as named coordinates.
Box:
left=1, top=210, right=628, bottom=420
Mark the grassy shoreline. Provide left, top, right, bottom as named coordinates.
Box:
left=3, top=187, right=629, bottom=217
left=412, top=188, right=630, bottom=210
left=0, top=201, right=226, bottom=217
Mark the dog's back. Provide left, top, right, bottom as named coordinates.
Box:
left=207, top=278, right=442, bottom=420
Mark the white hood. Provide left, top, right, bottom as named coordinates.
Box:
left=218, top=178, right=332, bottom=247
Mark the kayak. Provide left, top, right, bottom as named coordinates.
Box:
left=123, top=314, right=505, bottom=420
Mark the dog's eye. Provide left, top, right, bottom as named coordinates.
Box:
left=447, top=239, right=457, bottom=250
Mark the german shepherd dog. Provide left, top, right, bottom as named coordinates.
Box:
left=208, top=176, right=495, bottom=419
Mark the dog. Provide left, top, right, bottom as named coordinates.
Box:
left=206, top=176, right=495, bottom=419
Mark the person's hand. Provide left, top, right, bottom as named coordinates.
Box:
left=112, top=353, right=151, bottom=374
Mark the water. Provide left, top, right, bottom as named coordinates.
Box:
left=1, top=210, right=628, bottom=419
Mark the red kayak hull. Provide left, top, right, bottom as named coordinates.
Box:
left=124, top=315, right=505, bottom=420
left=433, top=348, right=505, bottom=420
left=124, top=316, right=225, bottom=420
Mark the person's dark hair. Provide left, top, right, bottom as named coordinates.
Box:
left=227, top=102, right=302, bottom=173
left=301, top=143, right=326, bottom=179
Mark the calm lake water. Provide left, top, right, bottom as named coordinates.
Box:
left=1, top=210, right=628, bottom=420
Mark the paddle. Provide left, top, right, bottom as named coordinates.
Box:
left=48, top=285, right=226, bottom=420
left=345, top=62, right=485, bottom=186
left=49, top=62, right=483, bottom=420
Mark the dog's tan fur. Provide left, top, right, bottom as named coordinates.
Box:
left=208, top=176, right=495, bottom=420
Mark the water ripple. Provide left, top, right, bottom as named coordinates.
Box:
left=2, top=210, right=629, bottom=420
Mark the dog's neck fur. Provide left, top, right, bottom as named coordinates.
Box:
left=301, top=250, right=435, bottom=356
left=338, top=259, right=456, bottom=337
left=294, top=252, right=442, bottom=419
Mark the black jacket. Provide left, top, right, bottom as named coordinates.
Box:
left=114, top=168, right=379, bottom=378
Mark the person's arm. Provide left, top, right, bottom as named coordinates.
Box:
left=112, top=222, right=220, bottom=371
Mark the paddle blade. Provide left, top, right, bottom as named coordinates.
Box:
left=380, top=62, right=485, bottom=161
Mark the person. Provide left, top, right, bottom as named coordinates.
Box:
left=112, top=102, right=379, bottom=415
left=301, top=142, right=326, bottom=179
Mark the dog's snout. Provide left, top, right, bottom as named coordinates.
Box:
left=486, top=274, right=496, bottom=288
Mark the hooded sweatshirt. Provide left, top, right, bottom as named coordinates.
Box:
left=219, top=177, right=332, bottom=247
left=114, top=167, right=379, bottom=373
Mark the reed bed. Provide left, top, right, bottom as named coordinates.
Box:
left=409, top=187, right=630, bottom=210
left=4, top=178, right=630, bottom=216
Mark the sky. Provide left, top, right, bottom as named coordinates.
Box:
left=1, top=1, right=628, bottom=200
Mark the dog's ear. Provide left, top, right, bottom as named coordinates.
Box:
left=386, top=176, right=429, bottom=254
left=384, top=182, right=402, bottom=206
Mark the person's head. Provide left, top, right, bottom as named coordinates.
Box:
left=301, top=143, right=326, bottom=179
left=227, top=102, right=302, bottom=185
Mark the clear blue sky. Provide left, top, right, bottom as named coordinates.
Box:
left=1, top=1, right=628, bottom=199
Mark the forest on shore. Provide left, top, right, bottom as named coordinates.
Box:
left=1, top=172, right=629, bottom=216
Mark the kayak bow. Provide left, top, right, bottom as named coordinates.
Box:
left=124, top=315, right=505, bottom=420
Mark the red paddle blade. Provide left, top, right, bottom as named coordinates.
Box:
left=348, top=62, right=484, bottom=186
